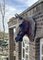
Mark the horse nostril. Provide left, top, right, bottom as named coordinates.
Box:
left=15, top=35, right=23, bottom=42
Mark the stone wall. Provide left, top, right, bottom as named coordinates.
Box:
left=29, top=41, right=35, bottom=60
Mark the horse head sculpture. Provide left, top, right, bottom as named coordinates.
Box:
left=15, top=15, right=35, bottom=42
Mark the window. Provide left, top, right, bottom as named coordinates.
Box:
left=26, top=54, right=28, bottom=60
left=23, top=48, right=25, bottom=58
left=14, top=28, right=16, bottom=35
left=7, top=58, right=8, bottom=60
left=22, top=35, right=29, bottom=60
left=42, top=45, right=43, bottom=54
left=14, top=56, right=16, bottom=60
left=40, top=38, right=43, bottom=60
left=26, top=46, right=29, bottom=53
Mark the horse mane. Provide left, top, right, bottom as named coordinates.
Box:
left=15, top=17, right=36, bottom=42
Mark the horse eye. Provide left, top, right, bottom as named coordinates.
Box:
left=19, top=24, right=22, bottom=27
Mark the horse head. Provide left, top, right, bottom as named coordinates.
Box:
left=15, top=17, right=35, bottom=42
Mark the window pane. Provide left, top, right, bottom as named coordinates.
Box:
left=42, top=57, right=43, bottom=60
left=14, top=56, right=16, bottom=60
left=23, top=42, right=25, bottom=47
left=14, top=28, right=16, bottom=34
left=26, top=54, right=28, bottom=60
left=42, top=45, right=43, bottom=54
left=7, top=58, right=8, bottom=60
left=23, top=49, right=25, bottom=58
left=26, top=46, right=29, bottom=52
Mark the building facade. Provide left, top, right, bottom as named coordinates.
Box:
left=8, top=0, right=43, bottom=60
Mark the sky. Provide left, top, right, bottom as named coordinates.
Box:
left=0, top=0, right=38, bottom=33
